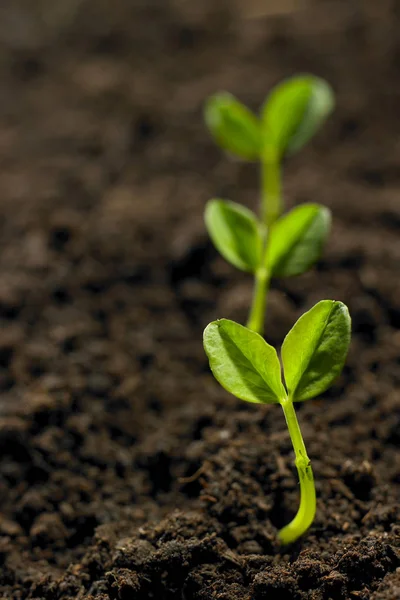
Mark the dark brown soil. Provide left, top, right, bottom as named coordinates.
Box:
left=0, top=1, right=399, bottom=599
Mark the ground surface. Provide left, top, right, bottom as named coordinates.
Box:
left=0, top=1, right=399, bottom=598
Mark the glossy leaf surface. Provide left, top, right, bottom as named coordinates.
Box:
left=262, top=75, right=334, bottom=158
left=267, top=203, right=331, bottom=277
left=205, top=93, right=261, bottom=160
left=281, top=300, right=351, bottom=401
left=203, top=319, right=285, bottom=404
left=205, top=199, right=262, bottom=273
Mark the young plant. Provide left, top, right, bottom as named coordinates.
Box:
left=204, top=75, right=334, bottom=335
left=203, top=300, right=351, bottom=544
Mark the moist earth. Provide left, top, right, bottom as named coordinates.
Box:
left=0, top=1, right=399, bottom=599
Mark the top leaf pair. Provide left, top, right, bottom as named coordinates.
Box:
left=205, top=75, right=334, bottom=163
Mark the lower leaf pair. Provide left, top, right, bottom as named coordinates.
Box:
left=204, top=300, right=350, bottom=403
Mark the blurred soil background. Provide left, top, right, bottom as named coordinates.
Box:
left=0, top=0, right=399, bottom=598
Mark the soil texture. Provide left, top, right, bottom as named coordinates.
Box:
left=0, top=1, right=399, bottom=598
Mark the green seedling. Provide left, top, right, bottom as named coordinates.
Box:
left=204, top=75, right=334, bottom=335
left=203, top=300, right=351, bottom=544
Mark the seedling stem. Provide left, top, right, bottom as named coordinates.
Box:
left=261, top=151, right=281, bottom=228
left=247, top=266, right=269, bottom=333
left=246, top=153, right=282, bottom=334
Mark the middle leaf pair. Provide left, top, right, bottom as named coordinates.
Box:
left=206, top=200, right=330, bottom=278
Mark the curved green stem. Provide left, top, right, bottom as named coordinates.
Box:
left=278, top=397, right=316, bottom=545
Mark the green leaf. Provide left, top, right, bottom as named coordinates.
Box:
left=262, top=75, right=335, bottom=159
left=205, top=93, right=262, bottom=161
left=203, top=319, right=285, bottom=404
left=205, top=199, right=263, bottom=273
left=267, top=203, right=331, bottom=277
left=281, top=300, right=351, bottom=402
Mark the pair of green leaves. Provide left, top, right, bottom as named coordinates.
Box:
left=203, top=300, right=351, bottom=404
left=205, top=75, right=334, bottom=162
left=205, top=199, right=330, bottom=276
